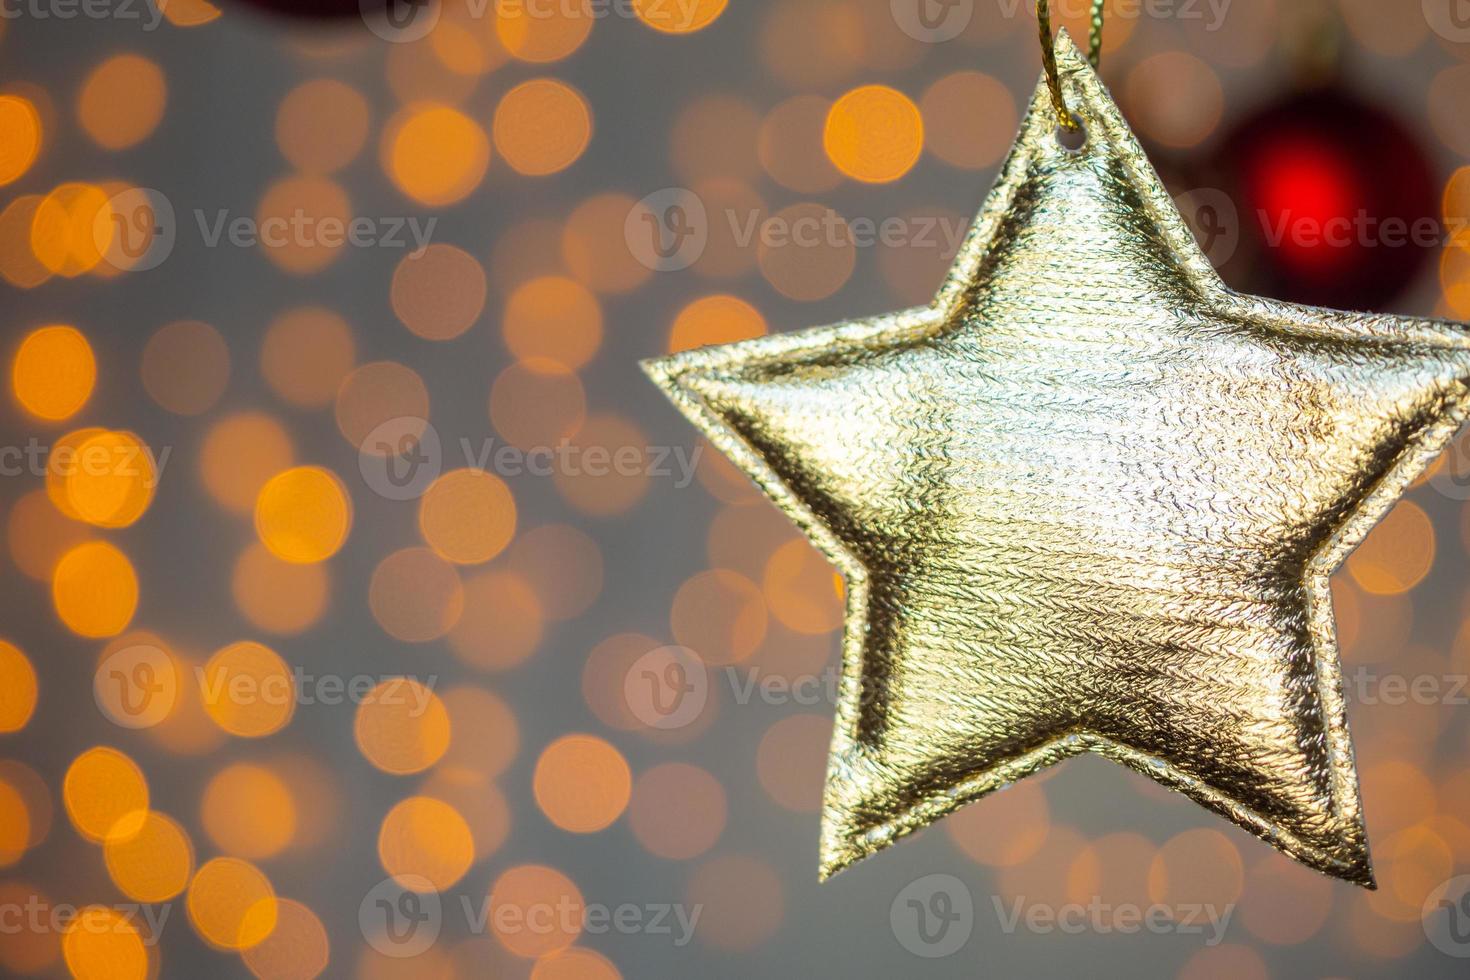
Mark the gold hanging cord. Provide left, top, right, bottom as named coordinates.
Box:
left=1037, top=0, right=1105, bottom=131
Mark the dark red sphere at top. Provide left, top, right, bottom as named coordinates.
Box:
left=227, top=0, right=384, bottom=19
left=1217, top=88, right=1439, bottom=312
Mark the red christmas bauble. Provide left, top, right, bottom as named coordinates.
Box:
left=226, top=0, right=384, bottom=19
left=1214, top=88, right=1439, bottom=311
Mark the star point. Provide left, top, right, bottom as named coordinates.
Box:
left=647, top=33, right=1470, bottom=887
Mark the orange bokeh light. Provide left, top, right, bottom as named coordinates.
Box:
left=241, top=898, right=331, bottom=980
left=12, top=324, right=94, bottom=420
left=383, top=103, right=490, bottom=206
left=823, top=84, right=923, bottom=183
left=1348, top=501, right=1435, bottom=595
left=490, top=359, right=586, bottom=450
left=255, top=175, right=354, bottom=275
left=496, top=0, right=594, bottom=62
left=418, top=467, right=517, bottom=565
left=633, top=0, right=724, bottom=32
left=533, top=734, right=631, bottom=833
left=187, top=857, right=279, bottom=951
left=0, top=195, right=51, bottom=287
left=232, top=541, right=329, bottom=635
left=200, top=412, right=295, bottom=514
left=685, top=855, right=783, bottom=951
left=30, top=182, right=111, bottom=277
left=447, top=569, right=544, bottom=671
left=200, top=641, right=296, bottom=738
left=487, top=864, right=584, bottom=957
left=561, top=193, right=652, bottom=295
left=378, top=795, right=475, bottom=891
left=77, top=54, right=166, bottom=149
left=254, top=465, right=352, bottom=563
left=276, top=78, right=370, bottom=174
left=369, top=547, right=465, bottom=642
left=390, top=243, right=486, bottom=341
left=762, top=538, right=844, bottom=634
left=355, top=678, right=451, bottom=775
left=202, top=763, right=297, bottom=859
left=629, top=762, right=726, bottom=859
left=670, top=568, right=766, bottom=665
left=63, top=745, right=148, bottom=843
left=140, top=319, right=230, bottom=416
left=9, top=489, right=89, bottom=581
left=0, top=94, right=41, bottom=185
left=551, top=413, right=652, bottom=516
left=0, top=641, right=37, bottom=733
left=64, top=429, right=156, bottom=528
left=503, top=275, right=602, bottom=372
left=261, top=307, right=357, bottom=409
left=52, top=540, right=138, bottom=638
left=493, top=79, right=592, bottom=176
left=62, top=906, right=149, bottom=980
left=104, top=810, right=194, bottom=902
left=438, top=685, right=519, bottom=781
left=669, top=294, right=766, bottom=353
left=334, top=360, right=429, bottom=455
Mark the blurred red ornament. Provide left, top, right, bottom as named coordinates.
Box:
left=1214, top=88, right=1438, bottom=311
left=227, top=0, right=389, bottom=19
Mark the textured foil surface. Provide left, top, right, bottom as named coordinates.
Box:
left=645, top=33, right=1470, bottom=886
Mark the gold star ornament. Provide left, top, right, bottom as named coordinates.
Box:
left=644, top=34, right=1470, bottom=887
